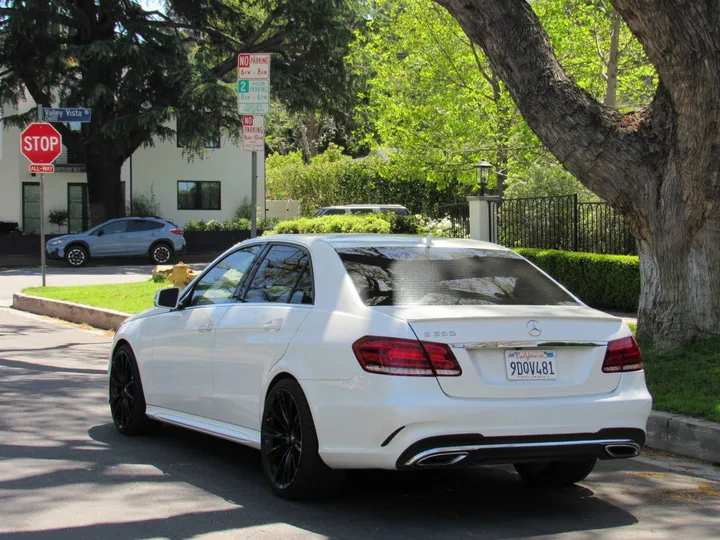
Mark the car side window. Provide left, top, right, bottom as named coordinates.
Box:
left=290, top=267, right=314, bottom=305
left=323, top=208, right=345, bottom=215
left=350, top=208, right=373, bottom=214
left=130, top=220, right=163, bottom=232
left=243, top=245, right=310, bottom=304
left=190, top=246, right=263, bottom=307
left=98, top=221, right=128, bottom=235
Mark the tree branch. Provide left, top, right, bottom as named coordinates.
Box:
left=432, top=0, right=656, bottom=211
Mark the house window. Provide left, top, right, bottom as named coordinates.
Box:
left=177, top=181, right=221, bottom=210
left=176, top=120, right=221, bottom=149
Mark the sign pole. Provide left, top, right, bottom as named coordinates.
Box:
left=251, top=151, right=257, bottom=238
left=37, top=104, right=46, bottom=287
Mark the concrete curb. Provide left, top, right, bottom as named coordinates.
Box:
left=646, top=411, right=720, bottom=463
left=12, top=292, right=130, bottom=331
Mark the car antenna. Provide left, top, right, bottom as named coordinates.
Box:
left=425, top=232, right=433, bottom=248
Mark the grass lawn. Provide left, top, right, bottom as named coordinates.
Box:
left=641, top=338, right=720, bottom=424
left=23, top=280, right=171, bottom=314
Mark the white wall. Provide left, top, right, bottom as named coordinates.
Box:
left=129, top=137, right=264, bottom=227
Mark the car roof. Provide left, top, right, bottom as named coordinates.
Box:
left=321, top=204, right=408, bottom=209
left=249, top=234, right=510, bottom=252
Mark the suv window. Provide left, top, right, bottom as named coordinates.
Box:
left=98, top=220, right=128, bottom=235
left=322, top=208, right=346, bottom=215
left=190, top=246, right=263, bottom=306
left=336, top=247, right=579, bottom=307
left=130, top=220, right=164, bottom=232
left=243, top=245, right=311, bottom=304
left=349, top=208, right=374, bottom=214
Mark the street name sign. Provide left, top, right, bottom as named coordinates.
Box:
left=242, top=115, right=265, bottom=152
left=20, top=123, right=62, bottom=173
left=42, top=108, right=92, bottom=123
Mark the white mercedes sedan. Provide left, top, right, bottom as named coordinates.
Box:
left=109, top=234, right=652, bottom=499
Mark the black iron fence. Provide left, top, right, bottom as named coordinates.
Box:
left=437, top=202, right=471, bottom=238
left=490, top=194, right=636, bottom=255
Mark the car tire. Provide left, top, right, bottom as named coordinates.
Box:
left=514, top=458, right=597, bottom=487
left=109, top=344, right=160, bottom=436
left=66, top=245, right=88, bottom=267
left=261, top=378, right=345, bottom=499
left=149, top=243, right=173, bottom=265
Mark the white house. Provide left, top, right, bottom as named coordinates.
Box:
left=0, top=97, right=264, bottom=235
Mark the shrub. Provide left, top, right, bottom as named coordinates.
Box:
left=267, top=214, right=393, bottom=235
left=235, top=197, right=252, bottom=220
left=48, top=208, right=68, bottom=228
left=183, top=217, right=276, bottom=232
left=266, top=145, right=471, bottom=217
left=129, top=188, right=161, bottom=217
left=516, top=248, right=640, bottom=313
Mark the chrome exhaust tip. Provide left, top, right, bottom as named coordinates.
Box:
left=416, top=452, right=469, bottom=467
left=604, top=443, right=640, bottom=458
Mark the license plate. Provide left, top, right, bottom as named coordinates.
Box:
left=505, top=350, right=557, bottom=380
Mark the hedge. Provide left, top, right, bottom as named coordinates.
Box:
left=516, top=248, right=640, bottom=313
left=268, top=214, right=394, bottom=235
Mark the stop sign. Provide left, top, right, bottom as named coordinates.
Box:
left=20, top=123, right=62, bottom=165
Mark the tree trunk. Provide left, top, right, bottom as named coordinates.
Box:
left=86, top=152, right=126, bottom=225
left=604, top=10, right=621, bottom=108
left=433, top=0, right=720, bottom=349
left=637, top=211, right=720, bottom=347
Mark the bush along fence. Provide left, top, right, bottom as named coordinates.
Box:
left=266, top=213, right=461, bottom=237
left=492, top=194, right=637, bottom=255
left=517, top=248, right=640, bottom=313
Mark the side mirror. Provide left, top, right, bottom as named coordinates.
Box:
left=155, top=287, right=180, bottom=309
left=97, top=229, right=104, bottom=237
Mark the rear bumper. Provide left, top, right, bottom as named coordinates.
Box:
left=300, top=371, right=652, bottom=470
left=396, top=427, right=645, bottom=469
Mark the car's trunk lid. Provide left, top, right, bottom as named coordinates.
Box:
left=372, top=305, right=623, bottom=399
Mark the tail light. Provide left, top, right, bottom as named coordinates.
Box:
left=170, top=229, right=183, bottom=236
left=602, top=336, right=643, bottom=373
left=352, top=336, right=462, bottom=377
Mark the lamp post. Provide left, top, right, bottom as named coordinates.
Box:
left=475, top=160, right=492, bottom=196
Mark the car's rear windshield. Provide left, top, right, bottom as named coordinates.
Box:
left=335, top=246, right=579, bottom=306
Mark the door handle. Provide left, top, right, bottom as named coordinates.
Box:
left=263, top=319, right=284, bottom=331
left=193, top=323, right=213, bottom=333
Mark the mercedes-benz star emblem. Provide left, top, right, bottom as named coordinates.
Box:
left=526, top=320, right=542, bottom=337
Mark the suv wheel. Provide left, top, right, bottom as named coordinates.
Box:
left=150, top=243, right=172, bottom=265
left=66, top=245, right=88, bottom=267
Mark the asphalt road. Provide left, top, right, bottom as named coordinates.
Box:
left=0, top=309, right=717, bottom=539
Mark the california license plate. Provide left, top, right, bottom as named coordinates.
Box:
left=505, top=350, right=557, bottom=380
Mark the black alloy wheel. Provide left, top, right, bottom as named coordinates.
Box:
left=108, top=345, right=158, bottom=435
left=66, top=246, right=87, bottom=267
left=109, top=348, right=135, bottom=430
left=151, top=244, right=172, bottom=265
left=262, top=387, right=303, bottom=490
left=261, top=379, right=345, bottom=499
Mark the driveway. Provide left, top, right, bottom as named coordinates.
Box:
left=0, top=263, right=209, bottom=307
left=0, top=309, right=718, bottom=539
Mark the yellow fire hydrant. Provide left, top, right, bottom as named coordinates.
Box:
left=152, top=262, right=198, bottom=288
